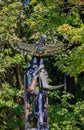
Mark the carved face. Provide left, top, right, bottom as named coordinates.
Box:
left=35, top=40, right=45, bottom=56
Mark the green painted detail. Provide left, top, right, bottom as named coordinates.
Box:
left=27, top=63, right=31, bottom=68
left=36, top=49, right=45, bottom=54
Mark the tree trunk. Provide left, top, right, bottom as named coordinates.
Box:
left=66, top=75, right=76, bottom=104
left=5, top=68, right=14, bottom=86
left=16, top=64, right=23, bottom=89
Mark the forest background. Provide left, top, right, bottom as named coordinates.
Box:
left=0, top=0, right=84, bottom=130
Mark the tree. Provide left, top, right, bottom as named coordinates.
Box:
left=0, top=0, right=84, bottom=129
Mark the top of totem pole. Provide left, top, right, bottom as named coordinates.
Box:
left=35, top=34, right=46, bottom=57
left=9, top=34, right=75, bottom=55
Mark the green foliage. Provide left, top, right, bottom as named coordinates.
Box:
left=0, top=83, right=24, bottom=130
left=67, top=8, right=82, bottom=27
left=55, top=43, right=84, bottom=77
left=49, top=92, right=84, bottom=130
left=0, top=2, right=22, bottom=43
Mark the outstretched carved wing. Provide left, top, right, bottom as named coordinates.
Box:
left=45, top=43, right=65, bottom=55
left=10, top=42, right=35, bottom=54
left=10, top=42, right=73, bottom=55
